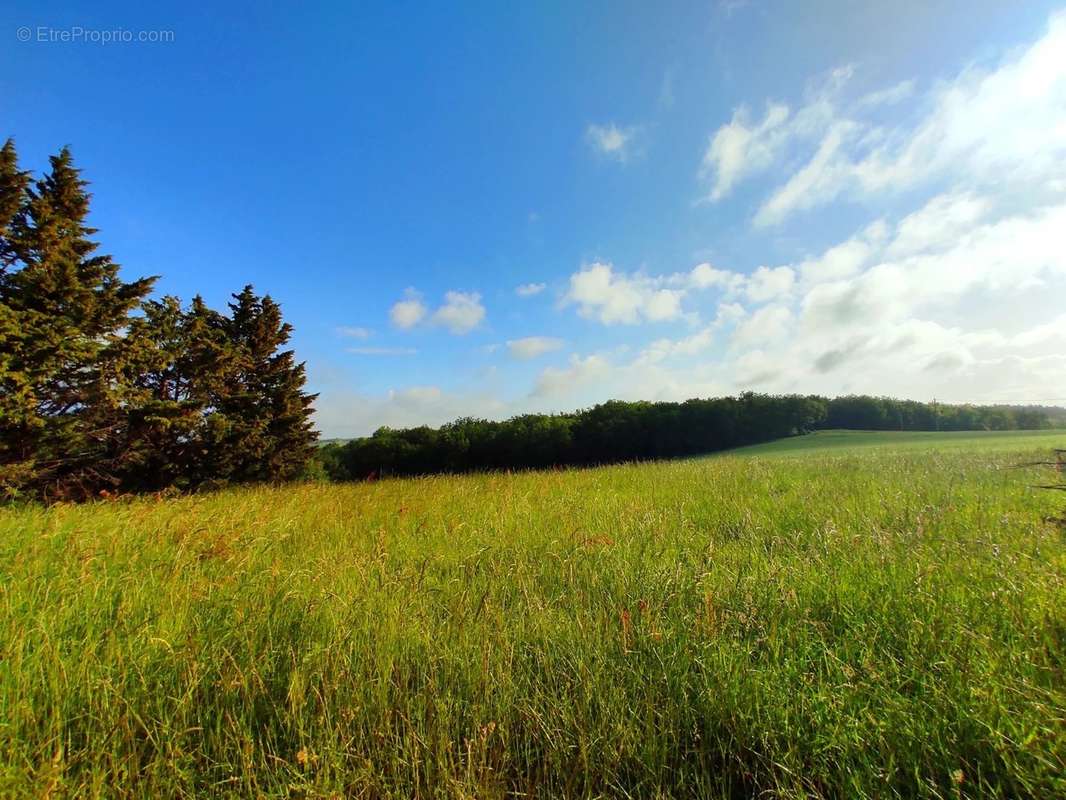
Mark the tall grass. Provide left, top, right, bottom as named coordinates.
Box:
left=1, top=432, right=1064, bottom=798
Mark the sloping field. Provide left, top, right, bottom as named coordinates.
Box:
left=1, top=431, right=1064, bottom=798
left=730, top=428, right=1066, bottom=456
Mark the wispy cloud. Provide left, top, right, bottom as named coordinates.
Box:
left=347, top=346, right=417, bottom=356
left=515, top=282, right=546, bottom=297
left=700, top=13, right=1066, bottom=226
left=507, top=336, right=564, bottom=360
left=336, top=326, right=372, bottom=339
left=586, top=123, right=641, bottom=163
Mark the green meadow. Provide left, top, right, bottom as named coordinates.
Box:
left=1, top=430, right=1064, bottom=798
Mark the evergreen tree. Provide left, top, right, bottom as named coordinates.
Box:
left=208, top=286, right=317, bottom=483
left=0, top=139, right=29, bottom=273
left=113, top=296, right=229, bottom=491
left=0, top=147, right=154, bottom=499
left=0, top=140, right=33, bottom=494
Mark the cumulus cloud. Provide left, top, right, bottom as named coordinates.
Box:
left=507, top=336, right=565, bottom=360
left=564, top=262, right=687, bottom=325
left=690, top=262, right=746, bottom=293
left=796, top=220, right=887, bottom=285
left=431, top=291, right=486, bottom=334
left=801, top=200, right=1066, bottom=336
left=634, top=327, right=715, bottom=366
left=733, top=304, right=794, bottom=348
left=886, top=192, right=991, bottom=257
left=586, top=123, right=641, bottom=162
left=515, top=282, right=546, bottom=297
left=1012, top=314, right=1066, bottom=348
left=713, top=302, right=746, bottom=328
left=389, top=290, right=428, bottom=330
left=562, top=261, right=763, bottom=327
left=390, top=289, right=486, bottom=335
left=745, top=266, right=795, bottom=303
left=533, top=354, right=612, bottom=397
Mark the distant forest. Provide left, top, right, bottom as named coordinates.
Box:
left=320, top=394, right=1066, bottom=481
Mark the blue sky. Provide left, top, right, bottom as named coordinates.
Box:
left=4, top=1, right=1066, bottom=436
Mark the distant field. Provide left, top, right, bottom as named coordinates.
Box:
left=1, top=430, right=1064, bottom=798
left=730, top=427, right=1066, bottom=456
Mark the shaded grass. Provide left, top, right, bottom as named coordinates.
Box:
left=0, top=432, right=1064, bottom=797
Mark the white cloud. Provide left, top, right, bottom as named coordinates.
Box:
left=700, top=102, right=790, bottom=200
left=390, top=289, right=486, bottom=335
left=431, top=291, right=486, bottom=335
left=857, top=79, right=915, bottom=108
left=747, top=12, right=1066, bottom=225
left=507, top=336, right=565, bottom=360
left=713, top=302, right=746, bottom=328
left=336, top=326, right=372, bottom=339
left=754, top=120, right=858, bottom=226
left=635, top=327, right=715, bottom=366
left=1012, top=314, right=1066, bottom=348
left=801, top=200, right=1066, bottom=337
left=690, top=262, right=746, bottom=293
left=564, top=262, right=679, bottom=325
left=733, top=304, right=794, bottom=347
left=515, top=282, right=546, bottom=297
left=797, top=219, right=887, bottom=285
left=586, top=123, right=640, bottom=162
left=563, top=261, right=751, bottom=326
left=887, top=192, right=991, bottom=257
left=389, top=290, right=428, bottom=330
left=745, top=265, right=795, bottom=303
left=700, top=66, right=853, bottom=203
left=533, top=354, right=612, bottom=397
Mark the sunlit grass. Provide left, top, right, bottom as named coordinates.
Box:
left=1, top=431, right=1064, bottom=798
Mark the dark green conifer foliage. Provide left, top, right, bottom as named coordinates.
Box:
left=208, top=286, right=317, bottom=483
left=0, top=139, right=29, bottom=273
left=0, top=140, right=33, bottom=493
left=114, top=296, right=224, bottom=490
left=0, top=146, right=155, bottom=499
left=0, top=143, right=319, bottom=500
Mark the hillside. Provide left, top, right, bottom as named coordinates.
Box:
left=728, top=428, right=1066, bottom=456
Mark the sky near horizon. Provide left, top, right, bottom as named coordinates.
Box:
left=3, top=1, right=1066, bottom=436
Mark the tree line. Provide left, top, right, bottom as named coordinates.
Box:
left=320, top=394, right=1063, bottom=481
left=0, top=141, right=317, bottom=501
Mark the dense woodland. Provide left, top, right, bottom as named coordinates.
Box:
left=0, top=141, right=317, bottom=501
left=320, top=395, right=1065, bottom=481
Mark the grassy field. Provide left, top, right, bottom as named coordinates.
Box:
left=730, top=428, right=1066, bottom=457
left=1, top=431, right=1064, bottom=798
